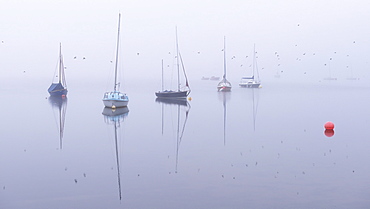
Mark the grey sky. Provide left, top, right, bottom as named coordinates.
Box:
left=1, top=0, right=369, bottom=90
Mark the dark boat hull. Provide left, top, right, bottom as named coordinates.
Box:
left=239, top=83, right=261, bottom=88
left=48, top=83, right=68, bottom=96
left=48, top=88, right=68, bottom=96
left=155, top=90, right=189, bottom=98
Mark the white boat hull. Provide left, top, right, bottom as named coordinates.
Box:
left=217, top=86, right=232, bottom=91
left=217, top=78, right=232, bottom=92
left=103, top=91, right=129, bottom=108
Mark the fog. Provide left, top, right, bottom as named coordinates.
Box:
left=2, top=1, right=370, bottom=208
left=1, top=0, right=370, bottom=91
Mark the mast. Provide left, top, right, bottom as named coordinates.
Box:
left=175, top=27, right=180, bottom=91
left=59, top=43, right=62, bottom=83
left=223, top=36, right=226, bottom=80
left=253, top=44, right=256, bottom=78
left=161, top=59, right=164, bottom=91
left=114, top=13, right=121, bottom=91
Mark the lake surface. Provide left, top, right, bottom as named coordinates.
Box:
left=1, top=78, right=370, bottom=209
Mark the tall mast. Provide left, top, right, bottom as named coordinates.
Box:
left=253, top=44, right=256, bottom=77
left=175, top=27, right=180, bottom=91
left=161, top=59, right=164, bottom=91
left=114, top=13, right=121, bottom=91
left=59, top=43, right=62, bottom=83
left=223, top=36, right=226, bottom=79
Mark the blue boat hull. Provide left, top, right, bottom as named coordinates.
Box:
left=48, top=88, right=68, bottom=96
left=48, top=83, right=68, bottom=96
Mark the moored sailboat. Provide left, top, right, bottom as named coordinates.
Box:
left=48, top=43, right=68, bottom=96
left=155, top=28, right=190, bottom=98
left=103, top=13, right=129, bottom=108
left=217, top=36, right=232, bottom=92
left=239, top=44, right=261, bottom=88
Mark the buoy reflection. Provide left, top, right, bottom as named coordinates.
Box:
left=324, top=129, right=334, bottom=137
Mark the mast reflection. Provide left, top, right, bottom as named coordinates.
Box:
left=250, top=88, right=259, bottom=131
left=48, top=95, right=67, bottom=149
left=102, top=107, right=129, bottom=201
left=155, top=98, right=190, bottom=173
left=218, top=92, right=230, bottom=145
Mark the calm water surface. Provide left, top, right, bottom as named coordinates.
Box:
left=1, top=79, right=370, bottom=209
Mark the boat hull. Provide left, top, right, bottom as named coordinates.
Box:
left=217, top=79, right=232, bottom=92
left=217, top=86, right=232, bottom=92
left=103, top=91, right=129, bottom=108
left=48, top=88, right=68, bottom=96
left=239, top=83, right=261, bottom=88
left=155, top=90, right=189, bottom=98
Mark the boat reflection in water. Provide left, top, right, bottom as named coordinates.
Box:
left=48, top=95, right=68, bottom=149
left=250, top=88, right=259, bottom=131
left=102, top=107, right=129, bottom=201
left=155, top=97, right=190, bottom=173
left=218, top=91, right=231, bottom=145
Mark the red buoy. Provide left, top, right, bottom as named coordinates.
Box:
left=324, top=121, right=334, bottom=130
left=324, top=129, right=334, bottom=137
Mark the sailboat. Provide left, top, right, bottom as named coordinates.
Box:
left=48, top=43, right=68, bottom=96
left=239, top=44, right=261, bottom=88
left=49, top=95, right=67, bottom=149
left=103, top=13, right=129, bottom=108
left=217, top=36, right=232, bottom=91
left=102, top=106, right=129, bottom=200
left=155, top=28, right=190, bottom=98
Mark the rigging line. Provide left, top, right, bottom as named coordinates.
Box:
left=253, top=44, right=260, bottom=81
left=175, top=26, right=180, bottom=91
left=51, top=54, right=59, bottom=83
left=59, top=43, right=62, bottom=83
left=225, top=36, right=227, bottom=79
left=178, top=52, right=190, bottom=90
